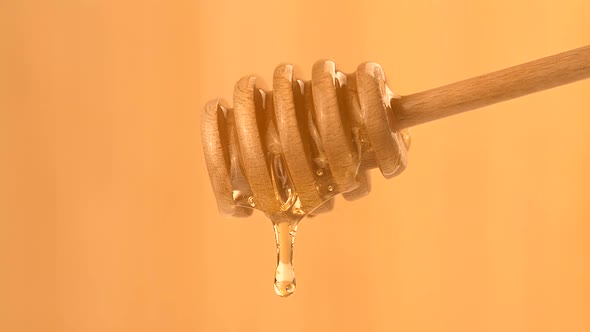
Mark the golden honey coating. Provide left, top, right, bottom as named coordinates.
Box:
left=201, top=60, right=410, bottom=220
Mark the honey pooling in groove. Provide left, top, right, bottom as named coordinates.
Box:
left=201, top=60, right=410, bottom=297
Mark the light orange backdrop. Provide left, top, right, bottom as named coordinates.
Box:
left=1, top=1, right=589, bottom=331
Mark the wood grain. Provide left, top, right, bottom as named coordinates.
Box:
left=392, top=45, right=590, bottom=130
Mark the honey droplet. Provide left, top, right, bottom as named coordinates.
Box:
left=273, top=220, right=298, bottom=297
left=274, top=279, right=296, bottom=297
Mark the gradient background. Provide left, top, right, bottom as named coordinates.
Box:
left=1, top=1, right=589, bottom=331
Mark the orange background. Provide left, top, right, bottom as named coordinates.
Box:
left=1, top=1, right=589, bottom=331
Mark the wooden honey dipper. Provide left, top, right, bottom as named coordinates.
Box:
left=201, top=45, right=590, bottom=297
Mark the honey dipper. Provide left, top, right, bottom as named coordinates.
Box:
left=201, top=45, right=590, bottom=297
